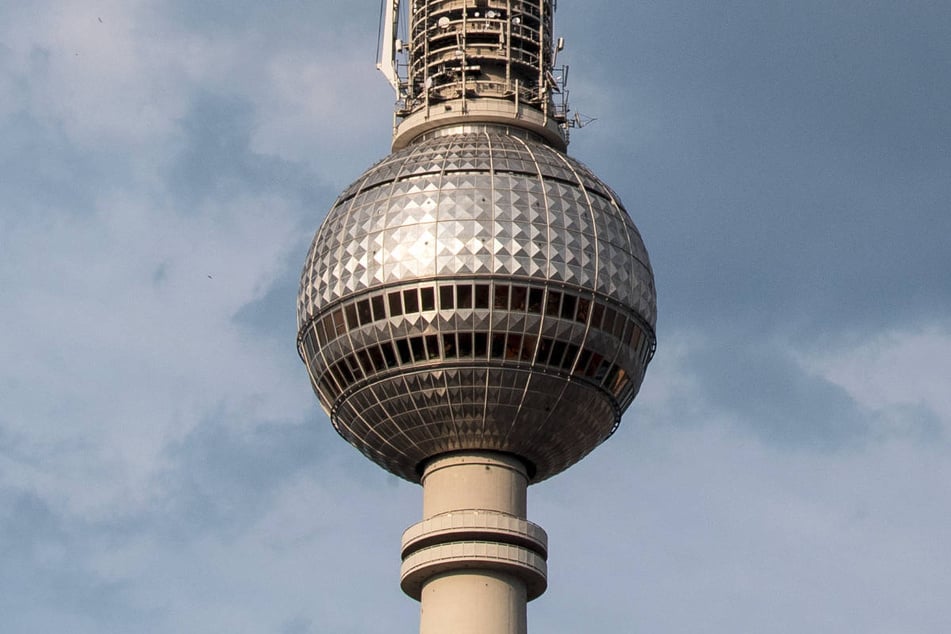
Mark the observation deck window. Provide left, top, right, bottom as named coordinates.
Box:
left=474, top=332, right=489, bottom=357
left=629, top=324, right=643, bottom=348
left=346, top=355, right=363, bottom=381
left=528, top=288, right=544, bottom=313
left=357, top=299, right=372, bottom=326
left=494, top=284, right=510, bottom=310
left=475, top=284, right=491, bottom=309
left=403, top=288, right=420, bottom=313
left=356, top=349, right=374, bottom=375
left=548, top=339, right=566, bottom=367
left=329, top=363, right=347, bottom=388
left=389, top=291, right=404, bottom=316
left=368, top=345, right=387, bottom=372
left=371, top=295, right=386, bottom=321
left=491, top=333, right=506, bottom=358
left=345, top=304, right=359, bottom=330
left=560, top=343, right=579, bottom=371
left=333, top=309, right=347, bottom=336
left=439, top=285, right=455, bottom=309
left=443, top=333, right=458, bottom=359
left=590, top=302, right=604, bottom=329
left=537, top=337, right=553, bottom=365
left=609, top=367, right=628, bottom=398
left=418, top=287, right=435, bottom=312
left=560, top=294, right=577, bottom=321
left=381, top=342, right=399, bottom=369
left=576, top=349, right=591, bottom=374
left=600, top=307, right=616, bottom=336
left=458, top=332, right=474, bottom=357
left=505, top=334, right=523, bottom=360
left=425, top=335, right=440, bottom=360
left=396, top=339, right=413, bottom=364
left=611, top=313, right=626, bottom=339
left=457, top=284, right=473, bottom=308
left=521, top=335, right=537, bottom=362
left=576, top=298, right=590, bottom=324
left=511, top=286, right=527, bottom=311
left=410, top=336, right=426, bottom=362
left=545, top=290, right=561, bottom=317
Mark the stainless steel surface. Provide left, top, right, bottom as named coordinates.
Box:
left=298, top=124, right=656, bottom=483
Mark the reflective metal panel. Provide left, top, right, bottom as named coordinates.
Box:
left=298, top=125, right=656, bottom=482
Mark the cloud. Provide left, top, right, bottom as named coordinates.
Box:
left=2, top=0, right=950, bottom=632
left=0, top=0, right=355, bottom=524
left=0, top=3, right=423, bottom=629
left=525, top=321, right=951, bottom=632
left=632, top=328, right=869, bottom=448
left=0, top=1, right=191, bottom=149
left=0, top=188, right=308, bottom=516
left=803, top=324, right=951, bottom=439
left=532, top=420, right=951, bottom=634
left=560, top=0, right=951, bottom=338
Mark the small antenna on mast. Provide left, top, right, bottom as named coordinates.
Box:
left=377, top=0, right=403, bottom=96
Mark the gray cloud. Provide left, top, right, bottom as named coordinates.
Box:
left=169, top=91, right=330, bottom=208
left=2, top=1, right=950, bottom=632
left=0, top=490, right=154, bottom=633
left=563, top=0, right=951, bottom=336
left=159, top=418, right=332, bottom=537
left=686, top=335, right=869, bottom=447
left=0, top=111, right=105, bottom=216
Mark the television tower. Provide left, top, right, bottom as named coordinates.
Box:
left=297, top=2, right=656, bottom=632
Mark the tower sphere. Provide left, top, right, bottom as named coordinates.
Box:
left=297, top=124, right=656, bottom=483
left=298, top=1, right=659, bottom=629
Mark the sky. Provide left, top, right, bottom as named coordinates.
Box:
left=1, top=0, right=950, bottom=632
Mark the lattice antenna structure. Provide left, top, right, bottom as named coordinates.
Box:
left=298, top=2, right=656, bottom=632
left=378, top=0, right=575, bottom=148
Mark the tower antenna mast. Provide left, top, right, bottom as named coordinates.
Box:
left=377, top=0, right=403, bottom=96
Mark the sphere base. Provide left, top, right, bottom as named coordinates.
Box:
left=401, top=452, right=548, bottom=634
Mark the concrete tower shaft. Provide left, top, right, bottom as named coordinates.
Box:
left=400, top=453, right=547, bottom=634
left=384, top=0, right=568, bottom=149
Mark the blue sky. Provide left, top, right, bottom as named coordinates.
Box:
left=2, top=1, right=950, bottom=632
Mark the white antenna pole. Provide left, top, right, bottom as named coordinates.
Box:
left=377, top=0, right=401, bottom=95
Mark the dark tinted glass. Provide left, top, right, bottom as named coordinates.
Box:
left=439, top=285, right=454, bottom=309
left=420, top=287, right=436, bottom=311
left=403, top=289, right=419, bottom=313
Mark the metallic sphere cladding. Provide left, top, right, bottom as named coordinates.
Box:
left=297, top=126, right=656, bottom=482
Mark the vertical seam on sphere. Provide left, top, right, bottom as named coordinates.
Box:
left=549, top=150, right=599, bottom=374
left=437, top=136, right=461, bottom=448
left=504, top=136, right=570, bottom=450
left=480, top=132, right=495, bottom=440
